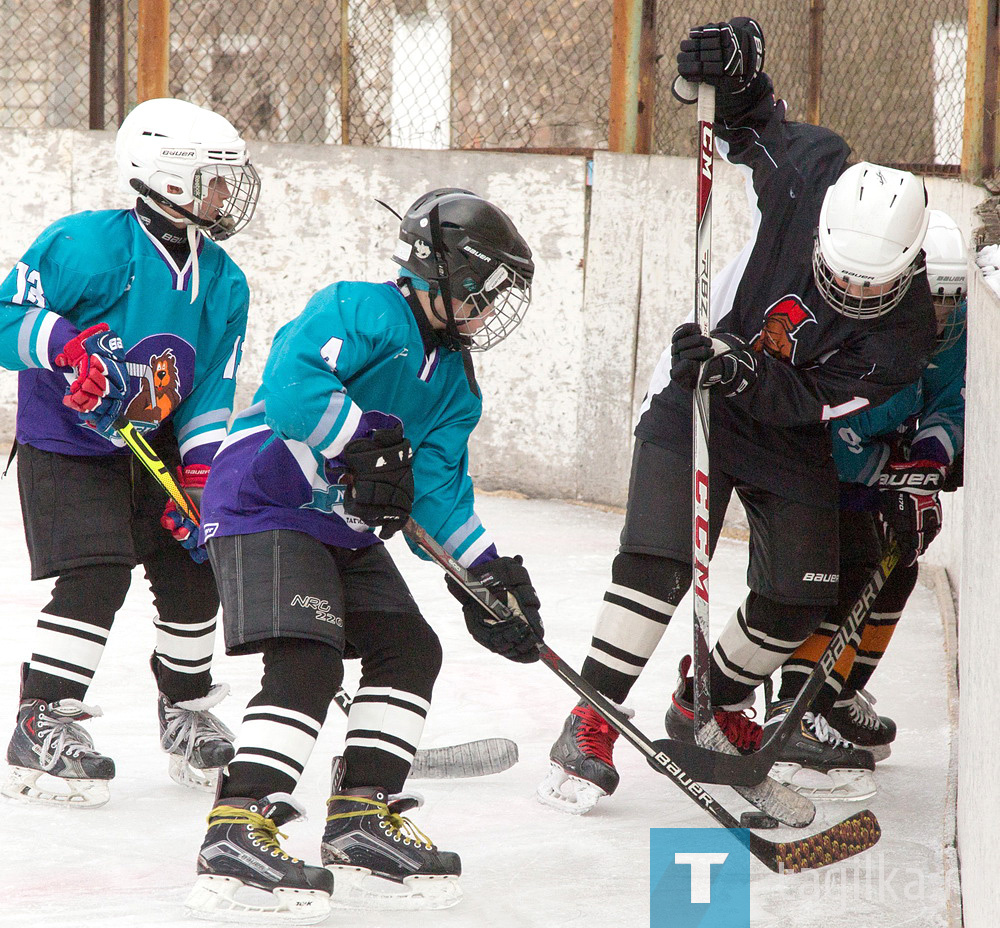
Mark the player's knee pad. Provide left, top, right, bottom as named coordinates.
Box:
left=352, top=611, right=442, bottom=699
left=744, top=591, right=828, bottom=644
left=254, top=637, right=345, bottom=722
left=43, top=563, right=132, bottom=626
left=611, top=551, right=691, bottom=605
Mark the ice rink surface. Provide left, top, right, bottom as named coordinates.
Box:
left=0, top=472, right=957, bottom=927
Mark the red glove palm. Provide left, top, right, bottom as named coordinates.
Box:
left=160, top=465, right=210, bottom=562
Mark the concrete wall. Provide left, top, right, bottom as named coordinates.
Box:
left=0, top=128, right=982, bottom=513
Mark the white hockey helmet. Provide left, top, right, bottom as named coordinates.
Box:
left=924, top=209, right=967, bottom=352
left=115, top=98, right=260, bottom=241
left=812, top=162, right=929, bottom=319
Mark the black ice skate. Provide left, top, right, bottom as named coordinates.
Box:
left=663, top=656, right=763, bottom=754
left=3, top=698, right=115, bottom=809
left=536, top=699, right=634, bottom=815
left=185, top=793, right=333, bottom=925
left=157, top=683, right=236, bottom=790
left=765, top=699, right=877, bottom=801
left=825, top=690, right=896, bottom=762
left=320, top=756, right=462, bottom=910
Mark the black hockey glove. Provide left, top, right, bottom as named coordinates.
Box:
left=877, top=459, right=946, bottom=566
left=340, top=425, right=414, bottom=539
left=677, top=17, right=765, bottom=96
left=670, top=322, right=759, bottom=396
left=446, top=555, right=544, bottom=664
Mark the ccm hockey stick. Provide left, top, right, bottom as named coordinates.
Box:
left=117, top=422, right=519, bottom=779
left=404, top=518, right=881, bottom=872
left=332, top=687, right=518, bottom=779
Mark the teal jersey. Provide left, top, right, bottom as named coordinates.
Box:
left=201, top=281, right=496, bottom=567
left=833, top=302, right=966, bottom=484
left=0, top=209, right=248, bottom=464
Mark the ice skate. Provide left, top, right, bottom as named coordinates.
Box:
left=157, top=682, right=235, bottom=790
left=766, top=699, right=877, bottom=801
left=3, top=698, right=115, bottom=809
left=536, top=699, right=634, bottom=815
left=321, top=756, right=462, bottom=910
left=663, top=656, right=763, bottom=754
left=186, top=793, right=333, bottom=925
left=825, top=689, right=895, bottom=762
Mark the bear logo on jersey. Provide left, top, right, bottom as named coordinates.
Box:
left=125, top=348, right=183, bottom=425
left=752, top=295, right=817, bottom=364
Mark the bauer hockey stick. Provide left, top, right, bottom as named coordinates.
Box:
left=118, top=427, right=519, bottom=779
left=404, top=517, right=882, bottom=872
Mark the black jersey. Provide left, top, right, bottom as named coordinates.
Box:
left=636, top=77, right=936, bottom=509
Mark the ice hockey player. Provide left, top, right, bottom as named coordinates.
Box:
left=769, top=209, right=967, bottom=798
left=0, top=98, right=260, bottom=808
left=537, top=17, right=936, bottom=815
left=183, top=188, right=541, bottom=921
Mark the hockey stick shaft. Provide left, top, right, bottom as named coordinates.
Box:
left=403, top=517, right=881, bottom=871
left=114, top=428, right=517, bottom=779
left=332, top=687, right=518, bottom=778
left=692, top=83, right=715, bottom=737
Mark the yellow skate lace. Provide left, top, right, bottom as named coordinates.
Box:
left=207, top=805, right=298, bottom=861
left=326, top=794, right=434, bottom=849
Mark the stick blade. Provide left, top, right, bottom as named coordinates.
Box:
left=409, top=738, right=519, bottom=779
left=748, top=809, right=882, bottom=873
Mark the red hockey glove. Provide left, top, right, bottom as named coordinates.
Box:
left=877, top=459, right=947, bottom=566
left=160, top=465, right=210, bottom=563
left=55, top=323, right=130, bottom=436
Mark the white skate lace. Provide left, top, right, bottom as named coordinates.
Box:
left=846, top=689, right=880, bottom=730
left=160, top=684, right=234, bottom=760
left=804, top=711, right=852, bottom=748
left=35, top=700, right=103, bottom=772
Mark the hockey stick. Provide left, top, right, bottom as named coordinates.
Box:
left=691, top=81, right=715, bottom=740
left=650, top=537, right=903, bottom=784
left=116, top=423, right=519, bottom=779
left=404, top=517, right=881, bottom=872
left=332, top=687, right=519, bottom=779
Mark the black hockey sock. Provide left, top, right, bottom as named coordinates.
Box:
left=342, top=611, right=442, bottom=793
left=710, top=591, right=827, bottom=707
left=581, top=552, right=688, bottom=704
left=22, top=565, right=132, bottom=703
left=221, top=638, right=344, bottom=800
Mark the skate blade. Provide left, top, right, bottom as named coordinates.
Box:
left=325, top=864, right=462, bottom=910
left=534, top=763, right=608, bottom=816
left=770, top=762, right=877, bottom=801
left=1, top=766, right=110, bottom=809
left=168, top=754, right=220, bottom=792
left=184, top=874, right=331, bottom=925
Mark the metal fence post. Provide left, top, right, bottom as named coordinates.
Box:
left=137, top=0, right=170, bottom=103
left=340, top=0, right=350, bottom=145
left=963, top=0, right=998, bottom=182
left=89, top=0, right=106, bottom=129
left=609, top=0, right=655, bottom=154
left=807, top=0, right=824, bottom=126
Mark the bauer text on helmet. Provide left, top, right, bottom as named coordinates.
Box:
left=924, top=209, right=967, bottom=353
left=813, top=162, right=929, bottom=319
left=391, top=189, right=534, bottom=351
left=115, top=98, right=261, bottom=241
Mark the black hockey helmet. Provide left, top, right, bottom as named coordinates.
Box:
left=392, top=188, right=534, bottom=351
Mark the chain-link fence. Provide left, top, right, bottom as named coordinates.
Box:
left=0, top=0, right=971, bottom=171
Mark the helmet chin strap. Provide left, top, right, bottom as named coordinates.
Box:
left=130, top=179, right=202, bottom=303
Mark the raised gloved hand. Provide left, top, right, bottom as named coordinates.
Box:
left=340, top=424, right=414, bottom=539
left=446, top=555, right=544, bottom=663
left=54, top=323, right=130, bottom=435
left=877, top=459, right=946, bottom=566
left=677, top=17, right=765, bottom=95
left=670, top=322, right=759, bottom=395
left=160, top=464, right=210, bottom=563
